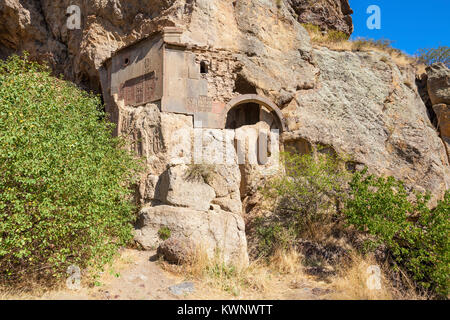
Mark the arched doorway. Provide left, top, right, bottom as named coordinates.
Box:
left=222, top=94, right=286, bottom=132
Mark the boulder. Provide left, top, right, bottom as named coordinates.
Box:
left=157, top=164, right=216, bottom=212
left=288, top=0, right=354, bottom=36
left=157, top=237, right=196, bottom=265
left=134, top=205, right=249, bottom=266
left=433, top=104, right=450, bottom=159
left=427, top=63, right=450, bottom=105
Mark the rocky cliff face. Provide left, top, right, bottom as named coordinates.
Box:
left=1, top=0, right=448, bottom=263
left=0, top=0, right=339, bottom=94
left=426, top=63, right=450, bottom=166
left=283, top=49, right=449, bottom=200
left=288, top=0, right=353, bottom=36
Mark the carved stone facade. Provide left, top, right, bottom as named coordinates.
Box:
left=99, top=28, right=285, bottom=266
left=100, top=27, right=286, bottom=132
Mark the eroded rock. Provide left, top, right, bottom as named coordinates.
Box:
left=283, top=48, right=449, bottom=202
left=134, top=205, right=249, bottom=266
left=157, top=237, right=196, bottom=265
left=288, top=0, right=353, bottom=36
left=427, top=62, right=450, bottom=105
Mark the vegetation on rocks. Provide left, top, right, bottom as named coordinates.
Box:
left=302, top=23, right=416, bottom=66
left=257, top=151, right=349, bottom=256
left=256, top=151, right=449, bottom=298
left=417, top=46, right=450, bottom=68
left=0, top=55, right=141, bottom=287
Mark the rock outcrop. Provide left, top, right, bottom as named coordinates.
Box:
left=283, top=49, right=449, bottom=200
left=427, top=63, right=450, bottom=105
left=433, top=104, right=450, bottom=159
left=288, top=0, right=353, bottom=36
left=134, top=205, right=249, bottom=266
left=426, top=63, right=450, bottom=162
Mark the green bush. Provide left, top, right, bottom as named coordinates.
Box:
left=345, top=169, right=450, bottom=297
left=0, top=54, right=141, bottom=286
left=255, top=219, right=295, bottom=257
left=158, top=227, right=171, bottom=241
left=417, top=46, right=450, bottom=68
left=257, top=151, right=349, bottom=255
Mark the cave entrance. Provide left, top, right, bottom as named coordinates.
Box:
left=225, top=102, right=260, bottom=129
left=223, top=94, right=286, bottom=132
left=222, top=95, right=286, bottom=200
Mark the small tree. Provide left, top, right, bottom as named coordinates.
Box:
left=345, top=169, right=450, bottom=298
left=417, top=46, right=450, bottom=68
left=0, top=54, right=142, bottom=286
left=257, top=151, right=349, bottom=256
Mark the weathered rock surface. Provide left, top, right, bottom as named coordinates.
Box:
left=433, top=104, right=450, bottom=160
left=169, top=282, right=195, bottom=296
left=283, top=49, right=449, bottom=201
left=119, top=103, right=243, bottom=214
left=157, top=237, right=196, bottom=265
left=158, top=164, right=216, bottom=211
left=235, top=121, right=281, bottom=197
left=427, top=63, right=450, bottom=105
left=134, top=205, right=249, bottom=266
left=425, top=63, right=450, bottom=161
left=0, top=0, right=318, bottom=101
left=288, top=0, right=353, bottom=36
left=433, top=104, right=450, bottom=139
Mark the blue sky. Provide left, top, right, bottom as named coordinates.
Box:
left=349, top=0, right=449, bottom=55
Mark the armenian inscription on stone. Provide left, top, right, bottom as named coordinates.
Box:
left=120, top=71, right=157, bottom=106
left=187, top=95, right=212, bottom=113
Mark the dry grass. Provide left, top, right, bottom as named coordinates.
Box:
left=327, top=253, right=427, bottom=300
left=159, top=233, right=430, bottom=300
left=2, top=248, right=430, bottom=300
left=161, top=247, right=330, bottom=300
left=327, top=253, right=393, bottom=300
left=160, top=247, right=273, bottom=297
left=302, top=23, right=417, bottom=67
left=0, top=248, right=136, bottom=300
left=269, top=248, right=303, bottom=275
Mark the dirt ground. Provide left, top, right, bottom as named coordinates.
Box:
left=1, top=249, right=334, bottom=300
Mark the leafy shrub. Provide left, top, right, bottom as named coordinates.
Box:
left=417, top=46, right=450, bottom=68
left=255, top=219, right=295, bottom=257
left=0, top=54, right=141, bottom=286
left=257, top=151, right=349, bottom=255
left=345, top=169, right=450, bottom=297
left=158, top=227, right=171, bottom=241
